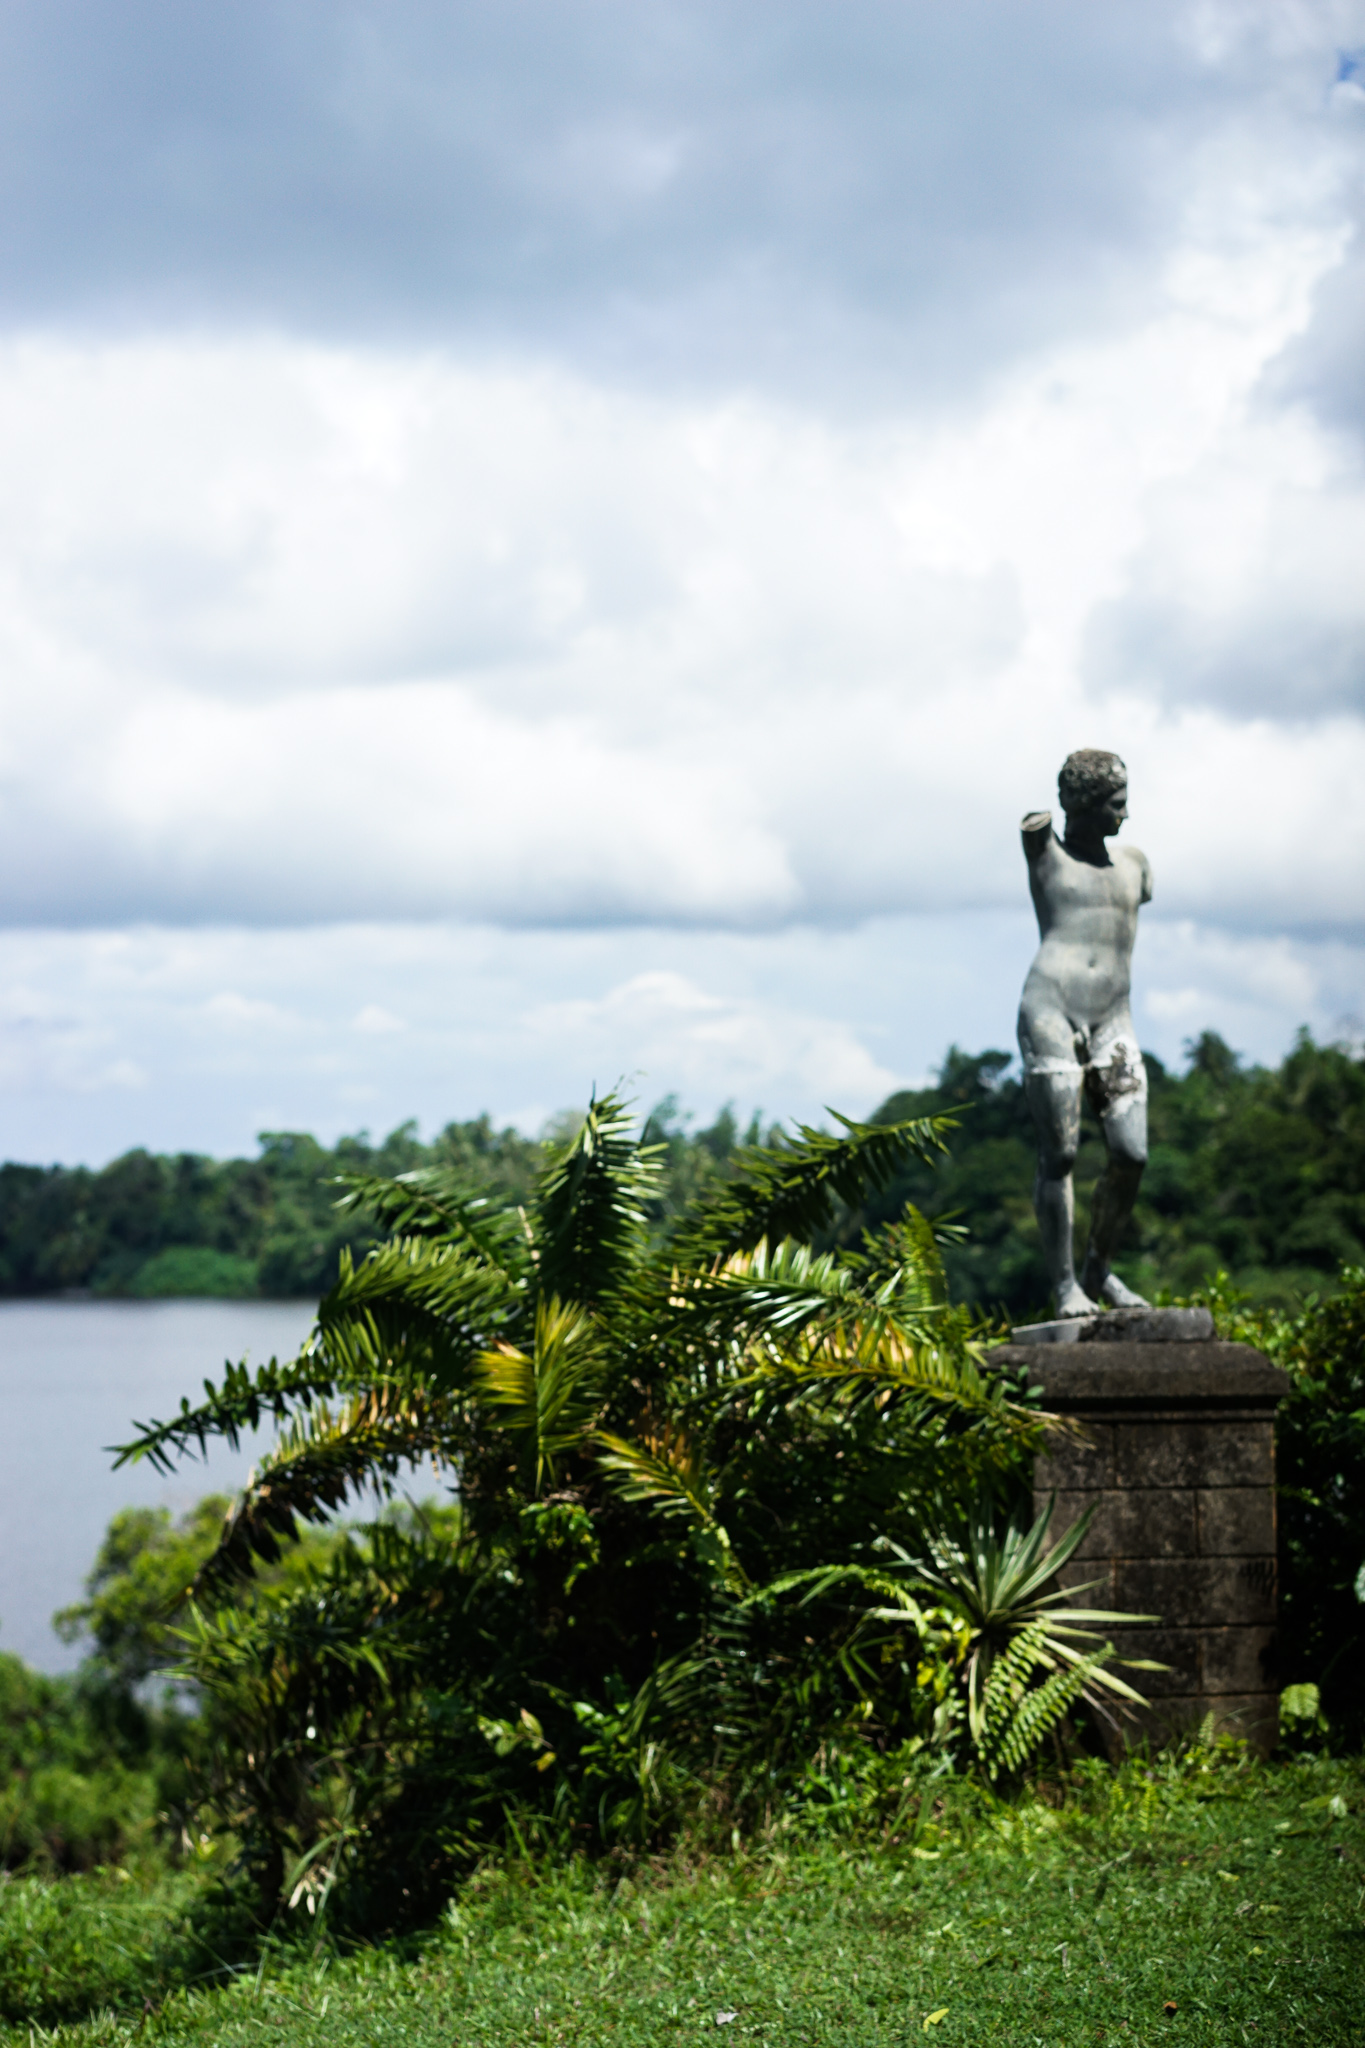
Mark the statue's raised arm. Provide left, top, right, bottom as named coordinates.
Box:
left=1017, top=749, right=1151, bottom=1318
left=1021, top=809, right=1053, bottom=857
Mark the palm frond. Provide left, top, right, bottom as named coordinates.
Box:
left=731, top=1299, right=1016, bottom=1430
left=320, top=1233, right=520, bottom=1330
left=848, top=1210, right=952, bottom=1310
left=534, top=1090, right=665, bottom=1306
left=474, top=1295, right=603, bottom=1491
left=594, top=1427, right=746, bottom=1589
left=116, top=1234, right=524, bottom=1479
left=193, top=1384, right=461, bottom=1593
left=314, top=1236, right=525, bottom=1388
left=759, top=1560, right=947, bottom=1630
left=659, top=1237, right=1002, bottom=1429
left=665, top=1236, right=860, bottom=1339
left=675, top=1109, right=958, bottom=1260
left=177, top=1581, right=396, bottom=1699
left=111, top=1348, right=359, bottom=1476
left=595, top=1425, right=718, bottom=1527
left=330, top=1167, right=530, bottom=1277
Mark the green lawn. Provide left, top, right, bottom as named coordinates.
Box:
left=4, top=1753, right=1361, bottom=2046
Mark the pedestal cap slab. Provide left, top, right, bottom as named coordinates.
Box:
left=1010, top=1307, right=1214, bottom=1346
left=989, top=1340, right=1290, bottom=1414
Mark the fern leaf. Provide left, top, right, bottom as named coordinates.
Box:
left=986, top=1658, right=1092, bottom=1779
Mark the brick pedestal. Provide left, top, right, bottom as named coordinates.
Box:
left=988, top=1339, right=1290, bottom=1751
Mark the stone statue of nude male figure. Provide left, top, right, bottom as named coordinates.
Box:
left=1018, top=748, right=1152, bottom=1318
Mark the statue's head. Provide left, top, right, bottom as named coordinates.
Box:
left=1058, top=748, right=1127, bottom=832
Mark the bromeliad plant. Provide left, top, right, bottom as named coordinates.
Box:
left=113, top=1092, right=1136, bottom=1926
left=879, top=1490, right=1163, bottom=1779
left=749, top=1489, right=1162, bottom=1791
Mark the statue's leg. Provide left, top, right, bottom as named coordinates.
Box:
left=1080, top=1050, right=1149, bottom=1307
left=1023, top=1067, right=1092, bottom=1316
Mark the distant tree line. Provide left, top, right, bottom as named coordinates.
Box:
left=0, top=1029, right=1358, bottom=1313
left=0, top=1119, right=543, bottom=1300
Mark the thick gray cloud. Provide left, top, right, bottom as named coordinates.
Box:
left=1084, top=470, right=1365, bottom=718
left=0, top=1, right=1238, bottom=401
left=1261, top=56, right=1365, bottom=446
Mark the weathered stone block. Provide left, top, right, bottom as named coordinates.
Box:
left=996, top=1339, right=1288, bottom=1408
left=1051, top=1487, right=1196, bottom=1560
left=1202, top=1626, right=1277, bottom=1695
left=1107, top=1627, right=1199, bottom=1696
left=1000, top=1336, right=1289, bottom=1756
left=1059, top=1557, right=1116, bottom=1605
left=1197, top=1487, right=1275, bottom=1556
left=1107, top=1556, right=1277, bottom=1629
left=1113, top=1420, right=1271, bottom=1491
left=1111, top=1421, right=1207, bottom=1489
left=1035, top=1420, right=1113, bottom=1491
left=1197, top=1422, right=1275, bottom=1491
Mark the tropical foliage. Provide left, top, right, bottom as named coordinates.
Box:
left=1, top=1498, right=343, bottom=1875
left=1187, top=1265, right=1365, bottom=1750
left=0, top=1646, right=190, bottom=1873
left=870, top=1492, right=1161, bottom=1779
left=106, top=1091, right=1159, bottom=1930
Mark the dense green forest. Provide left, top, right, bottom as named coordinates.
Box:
left=2, top=1029, right=1358, bottom=1318
left=0, top=1117, right=543, bottom=1300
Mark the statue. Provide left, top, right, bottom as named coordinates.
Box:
left=1018, top=749, right=1151, bottom=1317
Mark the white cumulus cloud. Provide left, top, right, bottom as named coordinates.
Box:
left=0, top=2, right=1359, bottom=1154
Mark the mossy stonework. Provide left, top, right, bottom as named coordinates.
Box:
left=992, top=1334, right=1290, bottom=1749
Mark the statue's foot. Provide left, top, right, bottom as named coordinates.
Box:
left=1090, top=1270, right=1151, bottom=1310
left=1055, top=1282, right=1098, bottom=1318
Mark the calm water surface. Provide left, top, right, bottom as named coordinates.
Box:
left=0, top=1299, right=315, bottom=1671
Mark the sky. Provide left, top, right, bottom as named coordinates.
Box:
left=0, top=0, right=1362, bottom=1163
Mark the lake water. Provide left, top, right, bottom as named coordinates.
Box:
left=0, top=1299, right=317, bottom=1672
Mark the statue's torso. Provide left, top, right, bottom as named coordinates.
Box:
left=1022, top=831, right=1150, bottom=1031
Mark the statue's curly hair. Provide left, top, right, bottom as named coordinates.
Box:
left=1058, top=748, right=1126, bottom=816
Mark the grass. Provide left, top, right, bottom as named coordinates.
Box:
left=1, top=1748, right=1361, bottom=2045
